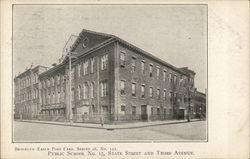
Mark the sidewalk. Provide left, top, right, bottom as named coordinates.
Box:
left=16, top=118, right=202, bottom=130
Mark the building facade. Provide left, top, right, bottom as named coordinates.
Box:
left=14, top=29, right=206, bottom=123
left=194, top=91, right=206, bottom=119
left=35, top=29, right=198, bottom=123
left=14, top=65, right=48, bottom=118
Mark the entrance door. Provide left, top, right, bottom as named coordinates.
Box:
left=141, top=105, right=147, bottom=120
left=178, top=109, right=185, bottom=120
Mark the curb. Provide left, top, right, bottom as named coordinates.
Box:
left=15, top=119, right=202, bottom=130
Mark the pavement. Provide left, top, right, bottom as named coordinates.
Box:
left=16, top=118, right=202, bottom=130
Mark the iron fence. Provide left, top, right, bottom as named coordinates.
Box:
left=14, top=112, right=204, bottom=123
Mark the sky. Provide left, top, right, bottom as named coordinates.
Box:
left=13, top=5, right=207, bottom=93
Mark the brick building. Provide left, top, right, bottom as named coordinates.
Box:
left=194, top=91, right=206, bottom=119
left=14, top=65, right=48, bottom=118
left=36, top=29, right=197, bottom=122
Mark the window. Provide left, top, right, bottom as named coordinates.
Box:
left=83, top=82, right=89, bottom=99
left=53, top=92, right=56, bottom=104
left=190, top=78, right=194, bottom=88
left=43, top=92, right=46, bottom=105
left=48, top=93, right=50, bottom=104
left=177, top=94, right=181, bottom=102
left=120, top=52, right=125, bottom=67
left=174, top=75, right=177, bottom=85
left=83, top=60, right=89, bottom=75
left=132, top=106, right=136, bottom=115
left=57, top=91, right=60, bottom=103
left=92, top=105, right=96, bottom=114
left=141, top=61, right=145, bottom=74
left=174, top=93, right=177, bottom=102
left=62, top=90, right=65, bottom=101
left=47, top=79, right=50, bottom=87
left=168, top=73, right=172, bottom=83
left=121, top=105, right=125, bottom=114
left=180, top=94, right=183, bottom=103
left=149, top=87, right=153, bottom=98
left=120, top=80, right=125, bottom=95
left=78, top=85, right=81, bottom=99
left=101, top=81, right=108, bottom=97
left=102, top=105, right=108, bottom=114
left=163, top=90, right=166, bottom=100
left=184, top=95, right=188, bottom=103
left=90, top=57, right=94, bottom=73
left=156, top=67, right=160, bottom=79
left=149, top=64, right=153, bottom=77
left=163, top=70, right=166, bottom=81
left=169, top=92, right=173, bottom=102
left=157, top=107, right=160, bottom=115
left=77, top=63, right=81, bottom=77
left=52, top=77, right=55, bottom=86
left=90, top=82, right=94, bottom=98
left=101, top=54, right=108, bottom=70
left=157, top=89, right=160, bottom=99
left=131, top=57, right=136, bottom=72
left=132, top=83, right=136, bottom=97
left=34, top=89, right=36, bottom=99
left=141, top=85, right=145, bottom=98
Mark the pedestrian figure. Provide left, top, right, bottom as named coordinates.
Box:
left=100, top=114, right=105, bottom=127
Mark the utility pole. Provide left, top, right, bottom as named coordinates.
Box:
left=66, top=51, right=77, bottom=124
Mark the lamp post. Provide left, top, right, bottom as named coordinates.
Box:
left=66, top=51, right=77, bottom=124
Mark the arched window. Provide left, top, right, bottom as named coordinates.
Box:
left=90, top=82, right=94, bottom=98
left=83, top=82, right=89, bottom=99
left=78, top=85, right=81, bottom=99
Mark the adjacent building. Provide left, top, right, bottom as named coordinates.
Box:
left=14, top=65, right=48, bottom=119
left=14, top=29, right=206, bottom=123
left=194, top=91, right=206, bottom=119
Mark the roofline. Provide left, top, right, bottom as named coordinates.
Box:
left=114, top=36, right=189, bottom=75
left=40, top=28, right=195, bottom=78
left=72, top=28, right=193, bottom=76
left=39, top=38, right=116, bottom=78
left=196, top=91, right=206, bottom=96
left=70, top=29, right=114, bottom=52
left=39, top=62, right=65, bottom=78
left=15, top=65, right=49, bottom=79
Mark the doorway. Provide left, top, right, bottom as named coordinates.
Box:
left=178, top=109, right=185, bottom=120
left=141, top=105, right=147, bottom=120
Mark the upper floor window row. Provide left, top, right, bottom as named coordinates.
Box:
left=119, top=52, right=188, bottom=84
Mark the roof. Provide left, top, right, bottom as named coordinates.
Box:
left=71, top=29, right=194, bottom=76
left=40, top=28, right=196, bottom=77
left=15, top=65, right=49, bottom=79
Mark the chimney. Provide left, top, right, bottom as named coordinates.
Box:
left=52, top=63, right=57, bottom=67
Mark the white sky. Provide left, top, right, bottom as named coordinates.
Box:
left=13, top=5, right=207, bottom=93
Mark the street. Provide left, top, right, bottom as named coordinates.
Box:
left=14, top=121, right=206, bottom=142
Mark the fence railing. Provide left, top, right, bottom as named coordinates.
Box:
left=14, top=112, right=204, bottom=123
